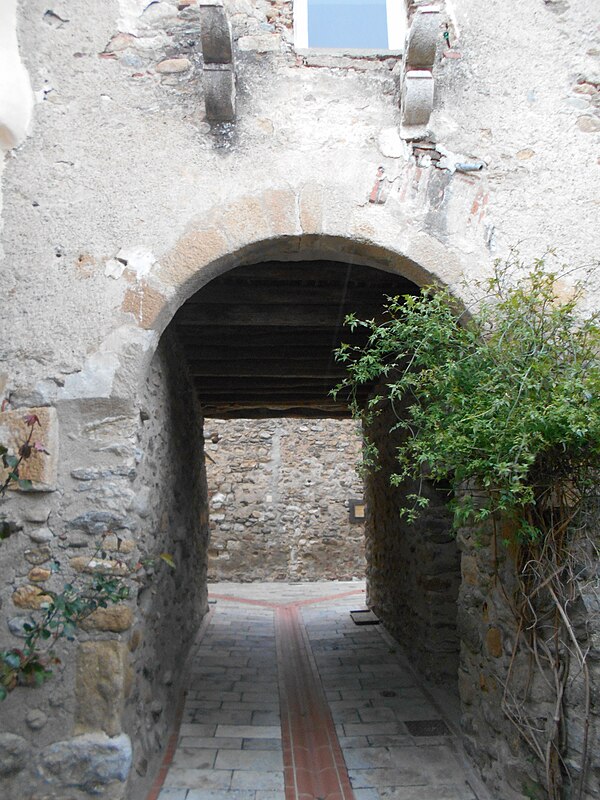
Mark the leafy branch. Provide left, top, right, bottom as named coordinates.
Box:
left=334, top=255, right=600, bottom=798
left=0, top=541, right=131, bottom=701
left=1, top=414, right=49, bottom=535
left=0, top=410, right=174, bottom=700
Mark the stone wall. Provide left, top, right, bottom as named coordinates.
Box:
left=0, top=331, right=209, bottom=800
left=205, top=418, right=366, bottom=582
left=122, top=331, right=209, bottom=799
left=457, top=514, right=600, bottom=800
left=365, top=393, right=600, bottom=798
left=363, top=401, right=460, bottom=685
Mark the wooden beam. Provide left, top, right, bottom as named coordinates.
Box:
left=184, top=283, right=414, bottom=306
left=188, top=359, right=347, bottom=378
left=209, top=260, right=417, bottom=287
left=193, top=377, right=338, bottom=389
left=174, top=328, right=367, bottom=348
left=203, top=408, right=351, bottom=419
left=201, top=400, right=351, bottom=418
left=180, top=345, right=348, bottom=361
left=174, top=303, right=387, bottom=328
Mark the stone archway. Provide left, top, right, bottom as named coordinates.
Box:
left=121, top=212, right=467, bottom=797
left=117, top=181, right=471, bottom=343
left=0, top=185, right=480, bottom=800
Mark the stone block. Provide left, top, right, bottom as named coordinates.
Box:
left=101, top=534, right=136, bottom=554
left=160, top=226, right=230, bottom=286
left=203, top=64, right=236, bottom=122
left=121, top=282, right=168, bottom=329
left=70, top=556, right=130, bottom=576
left=461, top=554, right=479, bottom=586
left=37, top=732, right=132, bottom=793
left=200, top=4, right=233, bottom=64
left=485, top=627, right=503, bottom=658
left=8, top=615, right=35, bottom=637
left=75, top=641, right=128, bottom=736
left=68, top=510, right=133, bottom=536
left=25, top=709, right=48, bottom=730
left=28, top=566, right=51, bottom=582
left=0, top=407, right=59, bottom=491
left=81, top=605, right=134, bottom=632
left=28, top=526, right=54, bottom=543
left=401, top=70, right=434, bottom=133
left=261, top=188, right=298, bottom=237
left=24, top=545, right=52, bottom=564
left=156, top=57, right=192, bottom=74
left=298, top=181, right=324, bottom=235
left=220, top=195, right=272, bottom=250
left=12, top=584, right=52, bottom=609
left=405, top=6, right=440, bottom=68
left=238, top=34, right=280, bottom=53
left=0, top=733, right=29, bottom=777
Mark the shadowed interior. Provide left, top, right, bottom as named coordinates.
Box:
left=172, top=260, right=420, bottom=418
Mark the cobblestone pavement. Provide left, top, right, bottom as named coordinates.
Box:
left=151, top=582, right=491, bottom=800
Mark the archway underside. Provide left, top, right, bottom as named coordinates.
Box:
left=172, top=259, right=420, bottom=418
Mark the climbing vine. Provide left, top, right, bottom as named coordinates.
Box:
left=334, top=256, right=600, bottom=799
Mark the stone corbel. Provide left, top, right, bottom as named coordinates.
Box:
left=199, top=2, right=235, bottom=122
left=400, top=5, right=440, bottom=140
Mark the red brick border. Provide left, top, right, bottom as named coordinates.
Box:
left=276, top=605, right=356, bottom=800
left=149, top=589, right=364, bottom=800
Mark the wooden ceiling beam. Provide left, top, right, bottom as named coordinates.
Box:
left=184, top=284, right=412, bottom=306
left=189, top=360, right=346, bottom=378
left=173, top=303, right=388, bottom=328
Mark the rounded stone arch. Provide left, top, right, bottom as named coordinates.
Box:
left=130, top=182, right=469, bottom=691
left=138, top=181, right=472, bottom=344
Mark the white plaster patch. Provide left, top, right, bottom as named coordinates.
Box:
left=117, top=0, right=152, bottom=33
left=105, top=258, right=126, bottom=279
left=36, top=327, right=156, bottom=402
left=378, top=128, right=407, bottom=159
left=116, top=246, right=157, bottom=279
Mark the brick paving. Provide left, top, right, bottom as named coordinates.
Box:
left=152, top=582, right=490, bottom=800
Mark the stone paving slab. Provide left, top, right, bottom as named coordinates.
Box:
left=155, top=582, right=491, bottom=800
left=216, top=725, right=281, bottom=739
left=379, top=787, right=477, bottom=800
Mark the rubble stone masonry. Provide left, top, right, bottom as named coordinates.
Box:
left=205, top=418, right=366, bottom=582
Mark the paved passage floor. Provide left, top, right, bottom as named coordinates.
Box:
left=151, top=582, right=490, bottom=800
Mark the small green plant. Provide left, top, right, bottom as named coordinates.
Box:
left=0, top=543, right=131, bottom=701
left=0, top=408, right=176, bottom=701
left=334, top=255, right=600, bottom=800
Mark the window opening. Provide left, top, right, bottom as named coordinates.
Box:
left=294, top=0, right=406, bottom=51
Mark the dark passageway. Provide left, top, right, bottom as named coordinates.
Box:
left=170, top=260, right=419, bottom=419
left=143, top=259, right=469, bottom=800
